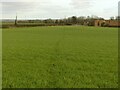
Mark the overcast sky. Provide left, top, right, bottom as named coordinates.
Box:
left=0, top=0, right=119, bottom=19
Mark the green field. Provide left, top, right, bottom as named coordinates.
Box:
left=2, top=26, right=118, bottom=88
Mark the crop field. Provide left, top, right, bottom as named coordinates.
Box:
left=2, top=26, right=118, bottom=88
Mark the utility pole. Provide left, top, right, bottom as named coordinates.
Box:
left=15, top=13, right=17, bottom=26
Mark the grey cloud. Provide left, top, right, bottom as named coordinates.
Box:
left=2, top=1, right=67, bottom=14
left=2, top=0, right=116, bottom=19
left=2, top=2, right=38, bottom=14
left=70, top=0, right=93, bottom=9
left=2, top=1, right=71, bottom=19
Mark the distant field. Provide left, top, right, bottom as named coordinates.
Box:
left=2, top=22, right=47, bottom=28
left=2, top=26, right=118, bottom=88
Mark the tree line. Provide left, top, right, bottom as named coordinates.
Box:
left=18, top=16, right=102, bottom=26
left=17, top=15, right=120, bottom=26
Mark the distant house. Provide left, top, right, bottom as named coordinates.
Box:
left=95, top=20, right=120, bottom=27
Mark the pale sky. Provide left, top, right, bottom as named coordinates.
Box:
left=0, top=0, right=119, bottom=19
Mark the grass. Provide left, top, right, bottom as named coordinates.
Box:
left=0, top=28, right=2, bottom=89
left=2, top=26, right=118, bottom=88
